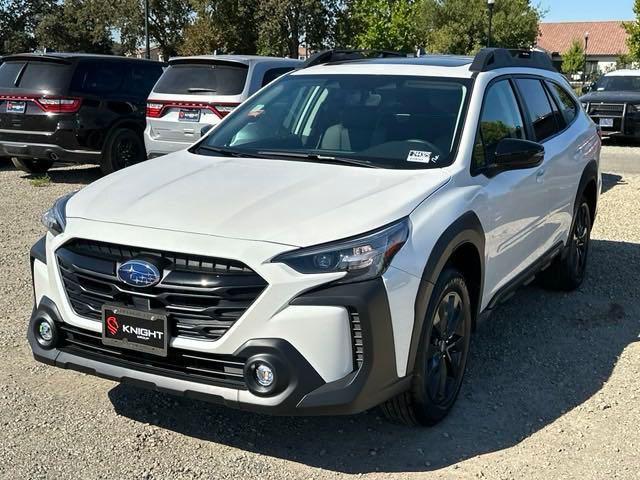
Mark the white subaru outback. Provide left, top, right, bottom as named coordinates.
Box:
left=28, top=49, right=601, bottom=426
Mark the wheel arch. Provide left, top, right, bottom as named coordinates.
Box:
left=576, top=159, right=599, bottom=222
left=407, top=211, right=485, bottom=375
left=101, top=118, right=146, bottom=153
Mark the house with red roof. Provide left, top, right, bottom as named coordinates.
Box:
left=536, top=21, right=631, bottom=76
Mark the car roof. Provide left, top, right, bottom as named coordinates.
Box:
left=1, top=52, right=163, bottom=64
left=294, top=48, right=557, bottom=79
left=604, top=69, right=640, bottom=77
left=167, top=54, right=302, bottom=66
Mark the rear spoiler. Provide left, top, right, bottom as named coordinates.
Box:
left=1, top=54, right=73, bottom=65
left=167, top=58, right=249, bottom=68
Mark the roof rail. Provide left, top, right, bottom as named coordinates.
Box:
left=470, top=48, right=556, bottom=72
left=301, top=49, right=405, bottom=69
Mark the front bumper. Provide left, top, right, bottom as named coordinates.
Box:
left=28, top=233, right=411, bottom=415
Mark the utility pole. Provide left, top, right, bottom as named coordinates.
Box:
left=583, top=32, right=590, bottom=83
left=487, top=0, right=495, bottom=47
left=144, top=0, right=150, bottom=59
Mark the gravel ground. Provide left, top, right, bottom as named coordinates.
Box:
left=0, top=156, right=639, bottom=480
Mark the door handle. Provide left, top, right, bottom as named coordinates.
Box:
left=536, top=168, right=545, bottom=183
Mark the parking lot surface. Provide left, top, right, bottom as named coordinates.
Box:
left=0, top=145, right=639, bottom=479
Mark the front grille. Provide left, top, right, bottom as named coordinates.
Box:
left=588, top=103, right=624, bottom=116
left=348, top=308, right=364, bottom=370
left=58, top=323, right=247, bottom=389
left=56, top=239, right=268, bottom=341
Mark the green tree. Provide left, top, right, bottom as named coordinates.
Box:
left=35, top=0, right=113, bottom=53
left=256, top=0, right=336, bottom=58
left=416, top=0, right=542, bottom=55
left=561, top=39, right=585, bottom=75
left=623, top=0, right=640, bottom=62
left=335, top=0, right=420, bottom=53
left=115, top=0, right=192, bottom=59
left=0, top=0, right=54, bottom=54
left=180, top=0, right=259, bottom=55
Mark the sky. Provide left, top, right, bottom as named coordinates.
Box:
left=539, top=0, right=635, bottom=22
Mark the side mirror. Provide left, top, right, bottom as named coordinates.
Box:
left=485, top=138, right=544, bottom=176
left=581, top=82, right=595, bottom=94
left=200, top=124, right=214, bottom=137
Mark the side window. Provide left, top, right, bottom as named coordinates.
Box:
left=71, top=61, right=125, bottom=95
left=546, top=81, right=578, bottom=125
left=261, top=67, right=294, bottom=87
left=472, top=80, right=525, bottom=170
left=514, top=78, right=559, bottom=142
left=126, top=64, right=163, bottom=97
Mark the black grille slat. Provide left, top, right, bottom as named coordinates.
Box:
left=58, top=325, right=247, bottom=389
left=56, top=239, right=268, bottom=341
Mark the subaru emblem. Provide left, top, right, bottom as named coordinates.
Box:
left=117, top=259, right=161, bottom=287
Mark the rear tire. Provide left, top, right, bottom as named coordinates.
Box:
left=538, top=197, right=592, bottom=291
left=381, top=267, right=472, bottom=426
left=11, top=157, right=54, bottom=174
left=100, top=128, right=145, bottom=175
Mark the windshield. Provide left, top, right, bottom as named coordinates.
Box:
left=154, top=63, right=248, bottom=95
left=196, top=74, right=471, bottom=169
left=595, top=76, right=640, bottom=92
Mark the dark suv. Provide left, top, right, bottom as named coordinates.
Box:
left=0, top=53, right=164, bottom=174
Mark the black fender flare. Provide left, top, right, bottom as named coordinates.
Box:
left=407, top=211, right=485, bottom=374
left=575, top=159, right=599, bottom=219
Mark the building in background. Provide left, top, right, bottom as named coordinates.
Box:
left=536, top=21, right=630, bottom=76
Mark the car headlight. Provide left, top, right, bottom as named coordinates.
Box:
left=628, top=104, right=640, bottom=113
left=41, top=192, right=75, bottom=236
left=273, top=219, right=410, bottom=283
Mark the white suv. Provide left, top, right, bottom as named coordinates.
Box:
left=28, top=49, right=601, bottom=426
left=144, top=55, right=301, bottom=158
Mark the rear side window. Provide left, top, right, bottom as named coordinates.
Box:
left=154, top=63, right=248, bottom=95
left=261, top=67, right=294, bottom=87
left=546, top=81, right=578, bottom=125
left=71, top=61, right=127, bottom=95
left=126, top=64, right=164, bottom=97
left=0, top=61, right=25, bottom=87
left=514, top=78, right=559, bottom=142
left=472, top=80, right=525, bottom=170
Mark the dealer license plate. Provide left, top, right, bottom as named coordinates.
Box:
left=102, top=305, right=168, bottom=356
left=599, top=118, right=614, bottom=128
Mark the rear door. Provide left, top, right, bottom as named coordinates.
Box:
left=0, top=58, right=76, bottom=137
left=146, top=60, right=249, bottom=145
left=512, top=77, right=572, bottom=254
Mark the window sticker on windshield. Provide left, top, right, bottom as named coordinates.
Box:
left=407, top=150, right=439, bottom=164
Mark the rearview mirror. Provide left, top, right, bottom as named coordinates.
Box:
left=485, top=138, right=544, bottom=176
left=200, top=124, right=214, bottom=137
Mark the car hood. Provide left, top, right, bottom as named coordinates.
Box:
left=66, top=151, right=450, bottom=247
left=580, top=90, right=640, bottom=103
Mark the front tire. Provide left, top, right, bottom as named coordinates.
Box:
left=381, top=267, right=472, bottom=426
left=538, top=197, right=592, bottom=291
left=100, top=128, right=145, bottom=175
left=11, top=157, right=54, bottom=174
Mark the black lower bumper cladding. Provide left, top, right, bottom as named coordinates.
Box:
left=28, top=278, right=408, bottom=415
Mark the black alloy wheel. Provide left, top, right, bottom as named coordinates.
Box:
left=425, top=291, right=467, bottom=407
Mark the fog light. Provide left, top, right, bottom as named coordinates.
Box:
left=38, top=321, right=53, bottom=342
left=34, top=318, right=57, bottom=349
left=255, top=363, right=274, bottom=387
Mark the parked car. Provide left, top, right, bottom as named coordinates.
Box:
left=29, top=48, right=600, bottom=426
left=580, top=69, right=640, bottom=139
left=144, top=55, right=301, bottom=158
left=0, top=53, right=164, bottom=174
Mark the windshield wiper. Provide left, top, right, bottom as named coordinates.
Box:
left=257, top=151, right=379, bottom=169
left=195, top=145, right=255, bottom=158
left=187, top=87, right=217, bottom=93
